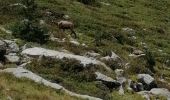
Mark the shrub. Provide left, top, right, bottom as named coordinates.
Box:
left=12, top=0, right=49, bottom=44
left=12, top=20, right=49, bottom=44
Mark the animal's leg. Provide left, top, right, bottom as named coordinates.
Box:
left=70, top=29, right=77, bottom=39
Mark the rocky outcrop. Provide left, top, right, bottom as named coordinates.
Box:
left=1, top=67, right=102, bottom=100
left=85, top=52, right=101, bottom=58
left=138, top=88, right=170, bottom=100
left=95, top=72, right=120, bottom=89
left=137, top=74, right=157, bottom=90
left=22, top=47, right=112, bottom=72
left=4, top=40, right=19, bottom=53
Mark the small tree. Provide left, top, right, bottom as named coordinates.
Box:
left=12, top=0, right=49, bottom=44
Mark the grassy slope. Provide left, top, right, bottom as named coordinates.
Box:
left=0, top=0, right=170, bottom=99
left=0, top=73, right=81, bottom=100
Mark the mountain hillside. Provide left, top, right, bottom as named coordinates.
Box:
left=0, top=0, right=170, bottom=100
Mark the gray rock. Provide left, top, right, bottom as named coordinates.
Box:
left=0, top=63, right=4, bottom=69
left=22, top=47, right=112, bottom=72
left=136, top=83, right=144, bottom=91
left=85, top=52, right=100, bottom=58
left=133, top=50, right=144, bottom=55
left=137, top=74, right=157, bottom=90
left=4, top=40, right=19, bottom=53
left=150, top=88, right=170, bottom=100
left=2, top=67, right=102, bottom=100
left=95, top=72, right=120, bottom=89
left=122, top=27, right=136, bottom=36
left=137, top=74, right=154, bottom=85
left=0, top=40, right=6, bottom=50
left=100, top=51, right=120, bottom=61
left=119, top=85, right=124, bottom=95
left=115, top=69, right=124, bottom=77
left=5, top=53, right=20, bottom=63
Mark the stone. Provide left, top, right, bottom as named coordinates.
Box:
left=4, top=40, right=19, bottom=53
left=0, top=63, right=4, bottom=69
left=1, top=67, right=102, bottom=100
left=150, top=88, right=170, bottom=100
left=22, top=47, right=112, bottom=72
left=100, top=51, right=120, bottom=61
left=115, top=69, right=124, bottom=77
left=85, top=52, right=101, bottom=58
left=137, top=74, right=157, bottom=90
left=122, top=27, right=135, bottom=36
left=95, top=72, right=120, bottom=89
left=118, top=85, right=124, bottom=95
left=5, top=53, right=20, bottom=63
left=137, top=74, right=154, bottom=85
left=133, top=50, right=144, bottom=55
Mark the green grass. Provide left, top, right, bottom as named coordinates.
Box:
left=26, top=58, right=111, bottom=99
left=0, top=73, right=82, bottom=100
left=0, top=0, right=170, bottom=99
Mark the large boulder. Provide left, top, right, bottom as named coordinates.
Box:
left=150, top=88, right=170, bottom=100
left=138, top=88, right=170, bottom=100
left=100, top=51, right=124, bottom=70
left=95, top=72, right=120, bottom=89
left=4, top=40, right=19, bottom=53
left=137, top=74, right=157, bottom=90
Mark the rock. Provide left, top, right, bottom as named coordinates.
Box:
left=137, top=91, right=150, bottom=100
left=0, top=63, right=4, bottom=69
left=122, top=27, right=135, bottom=36
left=21, top=44, right=28, bottom=51
left=150, top=88, right=170, bottom=100
left=22, top=47, right=112, bottom=72
left=137, top=74, right=154, bottom=85
left=5, top=53, right=20, bottom=63
left=119, top=85, right=124, bottom=95
left=127, top=79, right=133, bottom=91
left=115, top=69, right=124, bottom=77
left=133, top=50, right=144, bottom=55
left=2, top=67, right=102, bottom=100
left=136, top=83, right=144, bottom=91
left=63, top=15, right=70, bottom=20
left=138, top=88, right=170, bottom=100
left=4, top=40, right=19, bottom=53
left=95, top=72, right=120, bottom=89
left=117, top=77, right=126, bottom=85
left=85, top=52, right=101, bottom=58
left=100, top=51, right=120, bottom=61
left=70, top=40, right=80, bottom=45
left=137, top=74, right=157, bottom=90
